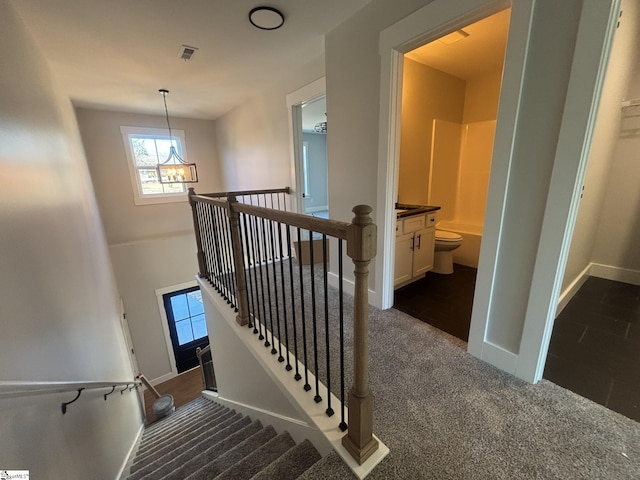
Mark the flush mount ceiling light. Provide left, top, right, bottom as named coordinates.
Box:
left=156, top=89, right=198, bottom=184
left=249, top=6, right=285, bottom=30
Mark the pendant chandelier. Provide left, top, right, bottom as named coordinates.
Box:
left=156, top=89, right=198, bottom=184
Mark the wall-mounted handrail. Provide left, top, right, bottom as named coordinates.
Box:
left=0, top=380, right=141, bottom=414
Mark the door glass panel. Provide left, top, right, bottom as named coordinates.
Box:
left=176, top=319, right=194, bottom=345
left=170, top=294, right=190, bottom=320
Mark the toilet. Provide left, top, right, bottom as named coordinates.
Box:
left=433, top=230, right=463, bottom=274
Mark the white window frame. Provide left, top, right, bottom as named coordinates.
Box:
left=121, top=126, right=189, bottom=205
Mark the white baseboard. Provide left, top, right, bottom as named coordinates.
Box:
left=480, top=341, right=518, bottom=375
left=199, top=277, right=389, bottom=480
left=556, top=263, right=591, bottom=316
left=327, top=271, right=378, bottom=307
left=148, top=371, right=176, bottom=387
left=116, top=423, right=144, bottom=480
left=306, top=205, right=329, bottom=213
left=202, top=391, right=330, bottom=455
left=590, top=263, right=640, bottom=285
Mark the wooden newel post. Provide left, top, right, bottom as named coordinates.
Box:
left=342, top=204, right=379, bottom=464
left=227, top=195, right=250, bottom=326
left=188, top=188, right=207, bottom=278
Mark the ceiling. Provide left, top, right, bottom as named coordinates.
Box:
left=12, top=0, right=372, bottom=119
left=406, top=8, right=510, bottom=80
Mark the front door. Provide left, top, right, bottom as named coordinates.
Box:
left=162, top=286, right=209, bottom=373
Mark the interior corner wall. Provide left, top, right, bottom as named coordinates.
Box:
left=589, top=0, right=640, bottom=277
left=0, top=2, right=141, bottom=478
left=562, top=0, right=640, bottom=291
left=213, top=55, right=325, bottom=193
left=462, top=70, right=503, bottom=123
left=484, top=0, right=584, bottom=352
left=398, top=58, right=465, bottom=205
left=75, top=108, right=222, bottom=245
left=76, top=108, right=222, bottom=383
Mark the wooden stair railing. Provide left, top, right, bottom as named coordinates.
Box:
left=188, top=187, right=379, bottom=465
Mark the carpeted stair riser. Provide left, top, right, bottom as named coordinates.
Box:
left=139, top=400, right=216, bottom=444
left=129, top=413, right=246, bottom=480
left=142, top=397, right=209, bottom=436
left=135, top=416, right=252, bottom=480
left=145, top=420, right=269, bottom=480
left=136, top=404, right=229, bottom=456
left=249, top=439, right=322, bottom=480
left=184, top=424, right=278, bottom=480
left=126, top=397, right=322, bottom=480
left=131, top=409, right=236, bottom=470
left=141, top=401, right=223, bottom=441
left=212, top=431, right=296, bottom=480
left=138, top=405, right=226, bottom=456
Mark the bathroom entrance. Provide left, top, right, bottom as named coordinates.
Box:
left=392, top=8, right=510, bottom=342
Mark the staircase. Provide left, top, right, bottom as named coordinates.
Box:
left=125, top=397, right=321, bottom=480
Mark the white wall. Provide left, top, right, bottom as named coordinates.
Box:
left=0, top=2, right=141, bottom=478
left=214, top=55, right=325, bottom=193
left=302, top=132, right=329, bottom=210
left=76, top=108, right=223, bottom=383
left=561, top=0, right=640, bottom=291
left=109, top=235, right=201, bottom=381
left=76, top=108, right=222, bottom=245
left=589, top=0, right=640, bottom=278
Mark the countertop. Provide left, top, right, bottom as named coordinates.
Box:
left=395, top=203, right=441, bottom=218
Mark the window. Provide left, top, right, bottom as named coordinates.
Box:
left=121, top=126, right=189, bottom=205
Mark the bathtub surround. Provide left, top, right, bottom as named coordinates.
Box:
left=398, top=60, right=502, bottom=270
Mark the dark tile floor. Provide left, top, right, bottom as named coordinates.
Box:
left=394, top=268, right=640, bottom=423
left=393, top=264, right=477, bottom=342
left=544, top=276, right=640, bottom=422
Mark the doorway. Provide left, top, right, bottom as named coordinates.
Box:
left=392, top=9, right=510, bottom=342
left=286, top=77, right=328, bottom=216
left=159, top=284, right=209, bottom=374
left=300, top=95, right=329, bottom=217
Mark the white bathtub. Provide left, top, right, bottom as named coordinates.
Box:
left=436, top=221, right=483, bottom=268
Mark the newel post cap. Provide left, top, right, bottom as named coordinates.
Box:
left=347, top=205, right=377, bottom=261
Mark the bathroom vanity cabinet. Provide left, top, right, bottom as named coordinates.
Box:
left=394, top=212, right=436, bottom=288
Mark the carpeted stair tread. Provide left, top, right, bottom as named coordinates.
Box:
left=138, top=405, right=228, bottom=455
left=126, top=398, right=323, bottom=480
left=164, top=420, right=267, bottom=480
left=249, top=439, right=321, bottom=480
left=142, top=397, right=210, bottom=435
left=139, top=402, right=224, bottom=446
left=145, top=419, right=266, bottom=480
left=131, top=409, right=236, bottom=470
left=136, top=405, right=231, bottom=456
left=212, top=431, right=296, bottom=480
left=184, top=425, right=278, bottom=480
left=142, top=400, right=223, bottom=436
left=129, top=413, right=247, bottom=480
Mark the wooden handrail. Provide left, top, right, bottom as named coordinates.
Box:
left=233, top=203, right=350, bottom=240
left=188, top=188, right=380, bottom=465
left=201, top=186, right=291, bottom=198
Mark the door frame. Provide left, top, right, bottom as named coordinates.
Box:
left=286, top=77, right=326, bottom=214
left=375, top=0, right=620, bottom=382
left=155, top=280, right=199, bottom=379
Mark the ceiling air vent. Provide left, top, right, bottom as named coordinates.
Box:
left=178, top=45, right=199, bottom=61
